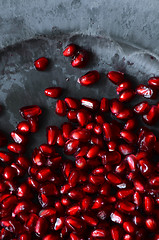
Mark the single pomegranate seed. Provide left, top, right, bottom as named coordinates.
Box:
left=118, top=144, right=135, bottom=155
left=117, top=189, right=134, bottom=199
left=149, top=175, right=159, bottom=187
left=91, top=229, right=108, bottom=238
left=36, top=168, right=52, bottom=182
left=11, top=130, right=27, bottom=145
left=65, top=97, right=80, bottom=109
left=7, top=143, right=25, bottom=154
left=118, top=201, right=135, bottom=212
left=20, top=105, right=42, bottom=119
left=17, top=121, right=30, bottom=133
left=145, top=218, right=157, bottom=230
left=3, top=166, right=16, bottom=180
left=64, top=139, right=80, bottom=155
left=62, top=122, right=72, bottom=139
left=28, top=117, right=39, bottom=132
left=148, top=77, right=159, bottom=89
left=111, top=225, right=122, bottom=240
left=116, top=81, right=132, bottom=94
left=35, top=217, right=48, bottom=236
left=63, top=44, right=78, bottom=57
left=136, top=84, right=156, bottom=99
left=65, top=216, right=85, bottom=233
left=107, top=173, right=122, bottom=185
left=110, top=99, right=123, bottom=115
left=45, top=87, right=62, bottom=98
left=46, top=126, right=59, bottom=145
left=107, top=71, right=125, bottom=85
left=56, top=99, right=67, bottom=116
left=68, top=170, right=79, bottom=187
left=120, top=130, right=137, bottom=144
left=116, top=108, right=133, bottom=120
left=17, top=183, right=31, bottom=198
left=81, top=98, right=99, bottom=110
left=144, top=196, right=154, bottom=213
left=100, top=97, right=109, bottom=112
left=39, top=144, right=54, bottom=156
left=123, top=221, right=135, bottom=234
left=67, top=205, right=81, bottom=216
left=78, top=70, right=100, bottom=86
left=134, top=101, right=150, bottom=115
left=34, top=57, right=49, bottom=70
left=86, top=145, right=100, bottom=158
left=119, top=89, right=135, bottom=102
left=103, top=123, right=114, bottom=141
left=124, top=118, right=137, bottom=130
left=142, top=105, right=159, bottom=125
left=16, top=155, right=30, bottom=169
left=0, top=151, right=12, bottom=162
left=67, top=110, right=77, bottom=122
left=82, top=214, right=98, bottom=226
left=70, top=128, right=90, bottom=142
left=71, top=49, right=89, bottom=68
left=12, top=201, right=29, bottom=216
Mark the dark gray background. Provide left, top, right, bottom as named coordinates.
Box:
left=0, top=0, right=159, bottom=149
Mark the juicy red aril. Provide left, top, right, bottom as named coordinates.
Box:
left=56, top=100, right=67, bottom=116
left=134, top=101, right=150, bottom=115
left=78, top=70, right=100, bottom=86
left=63, top=44, right=78, bottom=57
left=34, top=57, right=49, bottom=71
left=20, top=105, right=42, bottom=119
left=64, top=139, right=80, bottom=155
left=11, top=131, right=27, bottom=145
left=110, top=98, right=123, bottom=115
left=136, top=84, right=156, bottom=99
left=142, top=105, right=159, bottom=125
left=0, top=151, right=12, bottom=162
left=116, top=81, right=132, bottom=94
left=124, top=118, right=136, bottom=130
left=81, top=98, right=99, bottom=110
left=119, top=89, right=135, bottom=102
left=17, top=121, right=30, bottom=133
left=7, top=143, right=25, bottom=154
left=107, top=71, right=125, bottom=85
left=45, top=87, right=62, bottom=98
left=65, top=97, right=80, bottom=109
left=71, top=49, right=89, bottom=68
left=100, top=97, right=109, bottom=112
left=46, top=126, right=59, bottom=145
left=148, top=77, right=159, bottom=89
left=28, top=117, right=39, bottom=133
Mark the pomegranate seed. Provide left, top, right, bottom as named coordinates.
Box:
left=34, top=57, right=49, bottom=70
left=110, top=99, right=123, bottom=115
left=28, top=117, right=39, bottom=132
left=56, top=99, right=67, bottom=116
left=134, top=101, right=150, bottom=115
left=91, top=229, right=108, bottom=238
left=111, top=226, right=122, bottom=240
left=16, top=155, right=30, bottom=169
left=46, top=126, right=59, bottom=145
left=149, top=175, right=159, bottom=187
left=63, top=44, right=78, bottom=57
left=36, top=168, right=52, bottom=182
left=67, top=205, right=81, bottom=216
left=124, top=118, right=136, bottom=130
left=45, top=87, right=62, bottom=98
left=12, top=201, right=29, bottom=216
left=17, top=121, right=30, bottom=133
left=100, top=97, right=109, bottom=112
left=136, top=84, right=156, bottom=99
left=78, top=70, right=100, bottom=86
left=82, top=214, right=98, bottom=226
left=7, top=143, right=25, bottom=154
left=3, top=166, right=16, bottom=180
left=64, top=139, right=80, bottom=155
left=145, top=218, right=157, bottom=230
left=86, top=145, right=100, bottom=158
left=0, top=151, right=12, bottom=162
left=116, top=81, right=132, bottom=94
left=118, top=144, right=135, bottom=155
left=67, top=110, right=77, bottom=122
left=119, top=89, right=135, bottom=102
left=71, top=49, right=89, bottom=68
left=35, top=217, right=48, bottom=236
left=107, top=71, right=125, bottom=85
left=144, top=196, right=154, bottom=213
left=81, top=98, right=99, bottom=110
left=68, top=170, right=79, bottom=187
left=123, top=221, right=135, bottom=233
left=20, top=105, right=42, bottom=119
left=11, top=130, right=27, bottom=145
left=62, top=122, right=72, bottom=139
left=148, top=77, right=159, bottom=89
left=143, top=105, right=159, bottom=125
left=120, top=130, right=137, bottom=144
left=117, top=189, right=134, bottom=199
left=103, top=123, right=114, bottom=141
left=116, top=108, right=133, bottom=120
left=17, top=183, right=31, bottom=198
left=65, top=97, right=80, bottom=109
left=107, top=173, right=122, bottom=185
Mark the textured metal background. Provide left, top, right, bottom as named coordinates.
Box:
left=0, top=0, right=159, bottom=150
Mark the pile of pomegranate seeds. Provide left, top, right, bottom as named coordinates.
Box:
left=0, top=43, right=159, bottom=240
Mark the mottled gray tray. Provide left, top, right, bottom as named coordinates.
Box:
left=0, top=33, right=159, bottom=153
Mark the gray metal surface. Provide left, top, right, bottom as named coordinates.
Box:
left=0, top=0, right=159, bottom=149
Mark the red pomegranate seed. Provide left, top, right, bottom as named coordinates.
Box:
left=28, top=177, right=39, bottom=189
left=123, top=221, right=135, bottom=233
left=11, top=130, right=27, bottom=145
left=17, top=121, right=30, bottom=133
left=16, top=155, right=30, bottom=169
left=20, top=105, right=42, bottom=119
left=78, top=70, right=100, bottom=86
left=111, top=225, right=122, bottom=240
left=46, top=126, right=59, bottom=145
left=116, top=108, right=133, bottom=120
left=1, top=218, right=22, bottom=233
left=36, top=168, right=52, bottom=182
left=118, top=201, right=135, bottom=212
left=2, top=195, right=17, bottom=209
left=124, top=118, right=136, bottom=130
left=67, top=205, right=81, bottom=216
left=107, top=173, right=122, bottom=185
left=39, top=144, right=54, bottom=156
left=34, top=57, right=49, bottom=71
left=3, top=166, right=16, bottom=180
left=28, top=117, right=39, bottom=132
left=67, top=110, right=77, bottom=122
left=107, top=71, right=125, bottom=85
left=100, top=97, right=109, bottom=112
left=103, top=123, right=114, bottom=141
left=56, top=99, right=67, bottom=116
left=65, top=97, right=80, bottom=109
left=142, top=105, right=159, bottom=125
left=145, top=218, right=157, bottom=230
left=149, top=175, right=159, bottom=187
left=35, top=217, right=48, bottom=236
left=82, top=214, right=98, bottom=226
left=11, top=163, right=25, bottom=176
left=19, top=233, right=31, bottom=240
left=12, top=201, right=29, bottom=216
left=70, top=128, right=90, bottom=142
left=45, top=87, right=62, bottom=98
left=118, top=144, right=135, bottom=155
left=119, top=90, right=135, bottom=102
left=116, top=81, right=132, bottom=94
left=120, top=130, right=137, bottom=144
left=17, top=183, right=31, bottom=198
left=134, top=101, right=150, bottom=115
left=91, top=229, right=108, bottom=238
left=110, top=99, right=123, bottom=115
left=117, top=189, right=134, bottom=199
left=0, top=151, right=12, bottom=162
left=144, top=196, right=154, bottom=213
left=81, top=98, right=99, bottom=110
left=148, top=77, right=159, bottom=89
left=71, top=49, right=89, bottom=68
left=95, top=113, right=105, bottom=124
left=63, top=44, right=78, bottom=57
left=68, top=188, right=83, bottom=200
left=68, top=170, right=79, bottom=187
left=64, top=139, right=80, bottom=155
left=136, top=84, right=156, bottom=99
left=83, top=183, right=97, bottom=194
left=62, top=122, right=72, bottom=139
left=7, top=143, right=25, bottom=154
